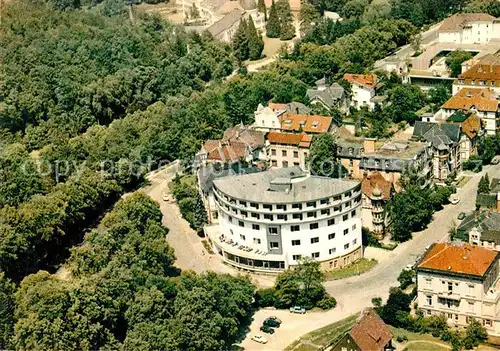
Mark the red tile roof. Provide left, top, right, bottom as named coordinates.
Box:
left=459, top=63, right=500, bottom=81
left=278, top=113, right=332, bottom=134
left=267, top=132, right=312, bottom=147
left=442, top=88, right=498, bottom=112
left=361, top=172, right=392, bottom=200
left=461, top=113, right=482, bottom=140
left=350, top=309, right=393, bottom=351
left=268, top=103, right=288, bottom=111
left=343, top=74, right=377, bottom=89
left=418, top=243, right=499, bottom=278
left=202, top=140, right=248, bottom=162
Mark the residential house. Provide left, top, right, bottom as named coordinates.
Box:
left=361, top=172, right=393, bottom=238
left=332, top=308, right=393, bottom=351
left=437, top=87, right=498, bottom=135
left=358, top=139, right=433, bottom=190
left=207, top=0, right=265, bottom=42
left=337, top=138, right=433, bottom=189
left=306, top=78, right=348, bottom=113
left=412, top=122, right=461, bottom=182
left=343, top=74, right=380, bottom=110
left=253, top=104, right=284, bottom=132
left=279, top=113, right=334, bottom=134
left=437, top=13, right=499, bottom=45
left=456, top=209, right=500, bottom=251
left=268, top=102, right=312, bottom=115
left=206, top=8, right=246, bottom=43
left=253, top=104, right=335, bottom=134
left=416, top=242, right=500, bottom=335
left=337, top=137, right=365, bottom=179
left=266, top=132, right=312, bottom=169
left=446, top=111, right=484, bottom=161
left=196, top=124, right=265, bottom=166
left=454, top=57, right=500, bottom=97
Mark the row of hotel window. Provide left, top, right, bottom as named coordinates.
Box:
left=222, top=191, right=359, bottom=210
left=270, top=149, right=303, bottom=158
left=291, top=242, right=356, bottom=261
left=227, top=211, right=357, bottom=228
left=240, top=231, right=356, bottom=245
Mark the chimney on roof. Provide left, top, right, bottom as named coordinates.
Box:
left=363, top=138, right=376, bottom=154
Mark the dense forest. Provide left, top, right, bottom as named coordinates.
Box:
left=0, top=0, right=499, bottom=348
left=0, top=193, right=254, bottom=349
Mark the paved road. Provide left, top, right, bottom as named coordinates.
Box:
left=241, top=165, right=500, bottom=350
left=375, top=23, right=440, bottom=69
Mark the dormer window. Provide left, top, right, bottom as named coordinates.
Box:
left=348, top=148, right=353, bottom=155
left=459, top=79, right=464, bottom=84
left=300, top=120, right=306, bottom=126
left=374, top=159, right=380, bottom=167
left=360, top=148, right=365, bottom=154
left=480, top=80, right=485, bottom=86
left=337, top=147, right=343, bottom=153
left=312, top=121, right=319, bottom=128
left=385, top=160, right=390, bottom=168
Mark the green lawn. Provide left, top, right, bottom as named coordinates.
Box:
left=389, top=326, right=445, bottom=343
left=285, top=314, right=359, bottom=351
left=405, top=341, right=449, bottom=351
left=324, top=259, right=377, bottom=281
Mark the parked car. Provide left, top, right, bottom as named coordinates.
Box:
left=289, top=306, right=306, bottom=314
left=251, top=335, right=268, bottom=344
left=162, top=193, right=170, bottom=202
left=260, top=325, right=275, bottom=334
left=263, top=318, right=280, bottom=328
left=268, top=316, right=282, bottom=324
left=449, top=194, right=460, bottom=205
left=458, top=212, right=466, bottom=220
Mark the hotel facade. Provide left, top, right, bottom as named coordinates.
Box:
left=205, top=167, right=363, bottom=272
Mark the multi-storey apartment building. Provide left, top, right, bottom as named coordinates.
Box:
left=266, top=132, right=312, bottom=169
left=416, top=243, right=500, bottom=335
left=437, top=88, right=498, bottom=135
left=437, top=13, right=499, bottom=45
left=204, top=167, right=363, bottom=272
left=454, top=56, right=500, bottom=97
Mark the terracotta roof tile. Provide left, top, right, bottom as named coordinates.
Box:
left=442, top=88, right=499, bottom=112
left=349, top=309, right=393, bottom=351
left=439, top=13, right=496, bottom=32
left=343, top=74, right=377, bottom=89
left=361, top=172, right=392, bottom=200
left=461, top=114, right=482, bottom=139
left=203, top=140, right=248, bottom=162
left=267, top=132, right=312, bottom=147
left=268, top=103, right=288, bottom=111
left=278, top=113, right=332, bottom=134
left=459, top=63, right=500, bottom=81
left=417, top=243, right=500, bottom=278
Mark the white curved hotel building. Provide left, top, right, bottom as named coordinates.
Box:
left=205, top=167, right=363, bottom=272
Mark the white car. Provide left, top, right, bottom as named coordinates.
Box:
left=251, top=335, right=268, bottom=344
left=162, top=194, right=170, bottom=202
left=449, top=194, right=460, bottom=205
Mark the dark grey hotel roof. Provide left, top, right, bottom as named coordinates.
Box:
left=213, top=166, right=360, bottom=203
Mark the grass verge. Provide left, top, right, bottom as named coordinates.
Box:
left=201, top=240, right=214, bottom=254
left=324, top=258, right=377, bottom=281
left=285, top=314, right=358, bottom=351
